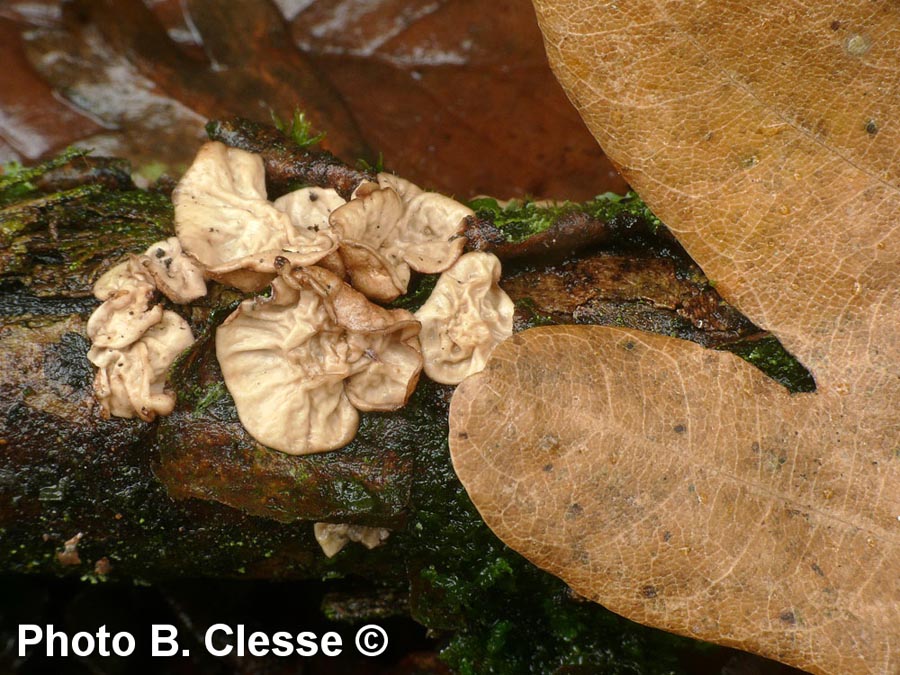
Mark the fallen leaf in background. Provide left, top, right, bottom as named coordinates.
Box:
left=15, top=1, right=208, bottom=184
left=450, top=1, right=899, bottom=673
left=0, top=12, right=102, bottom=162
left=0, top=0, right=625, bottom=199
left=288, top=0, right=624, bottom=197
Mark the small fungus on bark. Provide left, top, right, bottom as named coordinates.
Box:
left=88, top=310, right=194, bottom=421
left=313, top=522, right=391, bottom=558
left=88, top=258, right=161, bottom=350
left=138, top=237, right=207, bottom=304
left=415, top=252, right=514, bottom=384
left=173, top=141, right=338, bottom=292
left=329, top=173, right=471, bottom=302
left=88, top=244, right=196, bottom=420
left=215, top=265, right=422, bottom=455
left=92, top=258, right=148, bottom=301
left=273, top=186, right=346, bottom=234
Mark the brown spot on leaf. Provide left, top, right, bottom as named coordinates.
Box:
left=565, top=503, right=583, bottom=520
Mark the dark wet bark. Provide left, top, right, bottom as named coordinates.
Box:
left=31, top=156, right=135, bottom=194
left=502, top=254, right=757, bottom=347
left=466, top=210, right=618, bottom=263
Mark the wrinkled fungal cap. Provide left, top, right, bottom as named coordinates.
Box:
left=173, top=142, right=337, bottom=291
left=273, top=186, right=345, bottom=234
left=330, top=187, right=410, bottom=302
left=329, top=173, right=471, bottom=302
left=415, top=251, right=514, bottom=384
left=274, top=186, right=348, bottom=278
left=299, top=265, right=423, bottom=413
left=313, top=522, right=391, bottom=558
left=88, top=310, right=194, bottom=421
left=138, top=237, right=207, bottom=304
left=274, top=186, right=345, bottom=276
left=373, top=172, right=420, bottom=200
left=215, top=265, right=422, bottom=455
left=374, top=172, right=470, bottom=273
left=93, top=258, right=146, bottom=301
left=87, top=259, right=162, bottom=350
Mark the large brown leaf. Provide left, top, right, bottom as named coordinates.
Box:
left=1, top=0, right=625, bottom=199
left=450, top=2, right=899, bottom=673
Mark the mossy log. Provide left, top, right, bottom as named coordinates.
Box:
left=0, top=121, right=812, bottom=672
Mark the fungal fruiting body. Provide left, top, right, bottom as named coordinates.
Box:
left=415, top=251, right=515, bottom=385
left=330, top=173, right=472, bottom=302
left=86, top=251, right=196, bottom=421
left=173, top=141, right=339, bottom=291
left=137, top=237, right=206, bottom=304
left=314, top=522, right=391, bottom=558
left=215, top=266, right=423, bottom=455
left=88, top=139, right=513, bottom=457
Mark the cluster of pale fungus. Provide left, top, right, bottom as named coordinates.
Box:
left=86, top=238, right=203, bottom=421
left=86, top=141, right=514, bottom=457
left=313, top=522, right=391, bottom=558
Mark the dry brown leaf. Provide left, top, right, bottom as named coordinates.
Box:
left=450, top=2, right=899, bottom=673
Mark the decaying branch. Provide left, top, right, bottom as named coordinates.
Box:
left=0, top=121, right=813, bottom=671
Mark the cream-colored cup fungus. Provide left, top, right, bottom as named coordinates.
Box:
left=87, top=259, right=163, bottom=350
left=275, top=187, right=349, bottom=279
left=88, top=310, right=195, bottom=421
left=87, top=250, right=196, bottom=420
left=313, top=522, right=391, bottom=558
left=273, top=186, right=346, bottom=234
left=173, top=141, right=339, bottom=292
left=415, top=251, right=514, bottom=385
left=87, top=142, right=514, bottom=461
left=329, top=173, right=472, bottom=302
left=92, top=258, right=148, bottom=301
left=215, top=264, right=423, bottom=455
left=137, top=237, right=207, bottom=304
